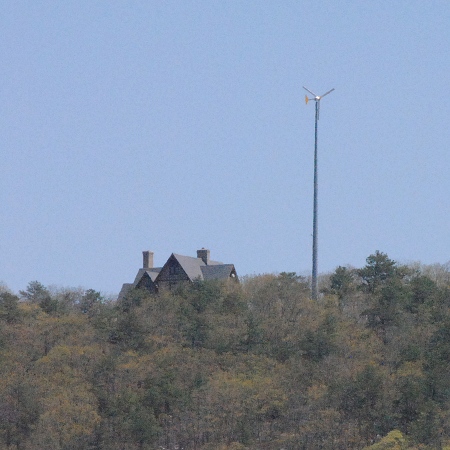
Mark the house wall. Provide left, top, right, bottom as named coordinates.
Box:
left=135, top=273, right=157, bottom=293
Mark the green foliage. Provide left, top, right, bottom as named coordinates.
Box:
left=424, top=318, right=450, bottom=403
left=363, top=278, right=410, bottom=341
left=408, top=275, right=438, bottom=313
left=243, top=272, right=311, bottom=361
left=2, top=258, right=450, bottom=449
left=392, top=364, right=428, bottom=434
left=19, top=280, right=60, bottom=314
left=358, top=251, right=399, bottom=293
left=336, top=364, right=386, bottom=438
left=19, top=280, right=50, bottom=303
left=125, top=404, right=159, bottom=447
left=109, top=307, right=146, bottom=350
left=79, top=288, right=102, bottom=310
left=38, top=295, right=59, bottom=315
left=0, top=377, right=39, bottom=448
left=300, top=313, right=336, bottom=362
left=363, top=429, right=407, bottom=449
left=0, top=291, right=21, bottom=323
left=330, top=265, right=356, bottom=307
left=118, top=287, right=148, bottom=312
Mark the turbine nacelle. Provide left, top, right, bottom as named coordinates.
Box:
left=303, top=86, right=334, bottom=119
left=303, top=86, right=335, bottom=104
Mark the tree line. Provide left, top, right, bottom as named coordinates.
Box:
left=0, top=251, right=450, bottom=449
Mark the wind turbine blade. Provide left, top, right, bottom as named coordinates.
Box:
left=303, top=86, right=317, bottom=97
left=320, top=88, right=335, bottom=98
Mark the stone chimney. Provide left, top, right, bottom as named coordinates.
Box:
left=142, top=251, right=154, bottom=269
left=197, top=248, right=210, bottom=265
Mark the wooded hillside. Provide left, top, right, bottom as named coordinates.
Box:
left=1, top=252, right=450, bottom=449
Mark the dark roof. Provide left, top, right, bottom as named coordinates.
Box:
left=117, top=283, right=133, bottom=301
left=201, top=264, right=236, bottom=280
left=172, top=254, right=204, bottom=280
left=133, top=268, right=161, bottom=284
left=172, top=254, right=227, bottom=281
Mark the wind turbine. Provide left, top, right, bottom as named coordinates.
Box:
left=303, top=86, right=334, bottom=300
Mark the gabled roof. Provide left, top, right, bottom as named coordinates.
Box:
left=171, top=254, right=205, bottom=280
left=118, top=268, right=162, bottom=300
left=133, top=268, right=161, bottom=284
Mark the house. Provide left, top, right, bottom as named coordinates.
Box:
left=118, top=248, right=238, bottom=300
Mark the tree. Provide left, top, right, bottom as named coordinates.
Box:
left=421, top=261, right=450, bottom=288
left=424, top=319, right=450, bottom=402
left=79, top=288, right=103, bottom=316
left=199, top=368, right=286, bottom=446
left=109, top=308, right=146, bottom=350
left=0, top=374, right=39, bottom=449
left=20, top=281, right=59, bottom=314
left=406, top=275, right=438, bottom=314
left=358, top=251, right=398, bottom=293
left=300, top=313, right=337, bottom=362
left=31, top=343, right=103, bottom=448
left=31, top=385, right=100, bottom=449
left=362, top=429, right=407, bottom=449
left=391, top=363, right=428, bottom=435
left=0, top=292, right=21, bottom=323
left=363, top=278, right=411, bottom=343
left=49, top=286, right=85, bottom=314
left=242, top=273, right=311, bottom=361
left=336, top=364, right=387, bottom=441
left=124, top=403, right=160, bottom=449
left=19, top=281, right=50, bottom=304
left=330, top=266, right=356, bottom=309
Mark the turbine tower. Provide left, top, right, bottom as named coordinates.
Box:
left=303, top=86, right=334, bottom=300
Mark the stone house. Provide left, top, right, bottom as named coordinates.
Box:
left=118, top=248, right=238, bottom=300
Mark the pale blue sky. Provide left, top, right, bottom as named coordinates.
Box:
left=1, top=1, right=449, bottom=295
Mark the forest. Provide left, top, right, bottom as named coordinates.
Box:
left=1, top=251, right=450, bottom=450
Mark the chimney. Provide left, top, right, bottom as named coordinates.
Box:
left=142, top=251, right=154, bottom=269
left=197, top=248, right=210, bottom=265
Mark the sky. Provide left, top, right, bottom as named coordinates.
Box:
left=1, top=1, right=449, bottom=295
